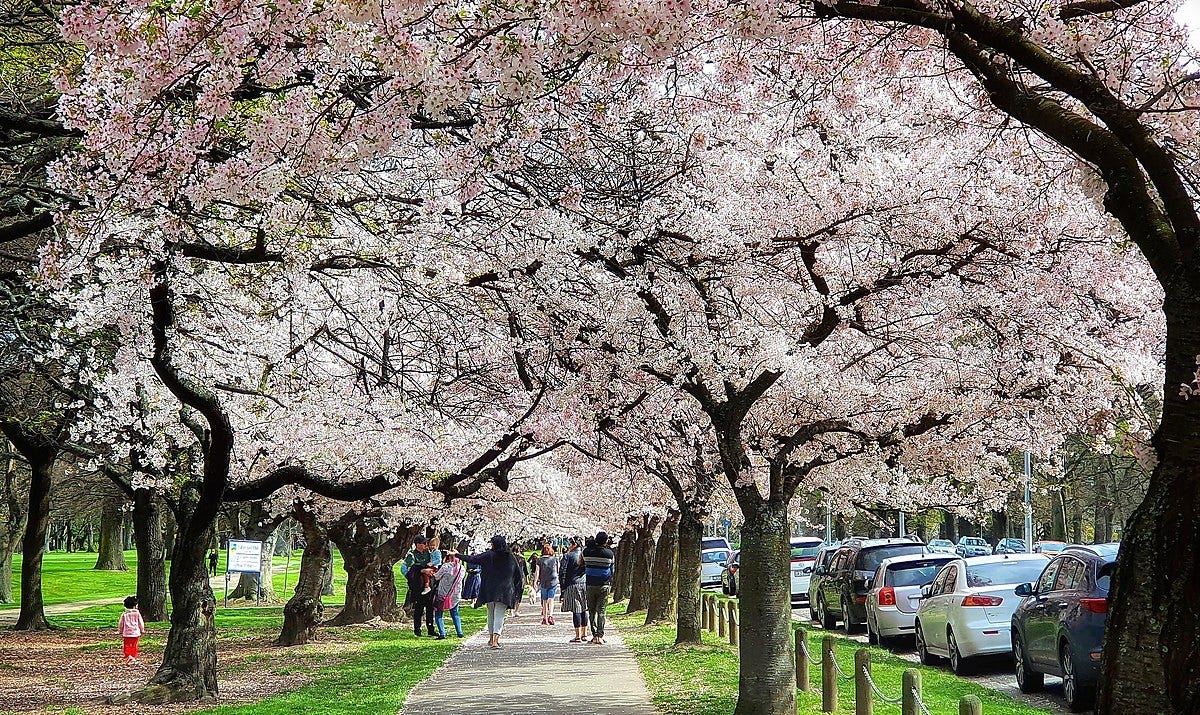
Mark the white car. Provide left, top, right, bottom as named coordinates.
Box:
left=701, top=547, right=732, bottom=587
left=927, top=539, right=955, bottom=554
left=864, top=553, right=958, bottom=646
left=914, top=554, right=1050, bottom=675
left=789, top=537, right=823, bottom=606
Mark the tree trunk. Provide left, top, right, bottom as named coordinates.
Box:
left=1099, top=287, right=1200, bottom=714
left=94, top=495, right=128, bottom=571
left=321, top=542, right=335, bottom=596
left=0, top=450, right=27, bottom=605
left=131, top=507, right=217, bottom=704
left=14, top=456, right=52, bottom=631
left=674, top=511, right=704, bottom=644
left=626, top=516, right=659, bottom=613
left=132, top=489, right=168, bottom=621
left=646, top=510, right=680, bottom=624
left=613, top=527, right=637, bottom=602
left=733, top=500, right=794, bottom=715
left=326, top=519, right=415, bottom=625
left=278, top=515, right=327, bottom=646
left=163, top=508, right=176, bottom=562
left=1050, top=490, right=1068, bottom=541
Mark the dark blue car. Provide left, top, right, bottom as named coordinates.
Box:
left=1010, top=543, right=1118, bottom=712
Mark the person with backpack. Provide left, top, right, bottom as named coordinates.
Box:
left=582, top=531, right=615, bottom=645
left=533, top=543, right=560, bottom=626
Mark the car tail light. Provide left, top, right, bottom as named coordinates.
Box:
left=1080, top=598, right=1108, bottom=614
left=961, top=595, right=1003, bottom=607
left=878, top=587, right=896, bottom=606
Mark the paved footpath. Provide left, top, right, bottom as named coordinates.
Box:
left=401, top=608, right=659, bottom=715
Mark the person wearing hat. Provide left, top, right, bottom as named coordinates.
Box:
left=432, top=549, right=465, bottom=638
left=582, top=531, right=615, bottom=644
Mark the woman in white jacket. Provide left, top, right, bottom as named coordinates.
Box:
left=433, top=551, right=465, bottom=639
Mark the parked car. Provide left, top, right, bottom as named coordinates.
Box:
left=813, top=538, right=928, bottom=633
left=1032, top=540, right=1068, bottom=555
left=927, top=539, right=955, bottom=553
left=720, top=550, right=740, bottom=596
left=703, top=536, right=732, bottom=553
left=914, top=554, right=1049, bottom=675
left=701, top=547, right=732, bottom=587
left=807, top=543, right=840, bottom=621
left=995, top=538, right=1028, bottom=554
left=790, top=537, right=823, bottom=607
left=865, top=553, right=958, bottom=646
left=955, top=536, right=993, bottom=557
left=1011, top=543, right=1119, bottom=711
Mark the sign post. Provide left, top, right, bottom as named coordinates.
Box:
left=225, top=539, right=264, bottom=607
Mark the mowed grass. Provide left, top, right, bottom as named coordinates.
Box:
left=612, top=601, right=1055, bottom=715
left=3, top=549, right=346, bottom=612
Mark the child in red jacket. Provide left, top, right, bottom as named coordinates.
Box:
left=117, top=595, right=145, bottom=665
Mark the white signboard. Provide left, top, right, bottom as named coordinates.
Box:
left=227, top=540, right=263, bottom=573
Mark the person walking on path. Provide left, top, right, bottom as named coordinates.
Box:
left=559, top=537, right=589, bottom=642
left=433, top=550, right=465, bottom=639
left=533, top=543, right=560, bottom=626
left=461, top=535, right=524, bottom=649
left=511, top=543, right=528, bottom=617
left=582, top=531, right=615, bottom=645
left=117, top=595, right=145, bottom=665
left=407, top=562, right=437, bottom=636
left=208, top=549, right=219, bottom=577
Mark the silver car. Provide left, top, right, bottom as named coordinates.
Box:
left=701, top=547, right=731, bottom=587
left=790, top=537, right=823, bottom=607
left=864, top=553, right=958, bottom=646
left=955, top=536, right=992, bottom=557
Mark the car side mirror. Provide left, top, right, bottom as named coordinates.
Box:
left=919, top=584, right=932, bottom=599
left=816, top=566, right=827, bottom=576
left=1014, top=582, right=1034, bottom=598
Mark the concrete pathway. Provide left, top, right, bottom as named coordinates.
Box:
left=401, top=609, right=659, bottom=715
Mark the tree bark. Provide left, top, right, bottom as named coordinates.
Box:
left=278, top=513, right=327, bottom=646
left=14, top=455, right=53, bottom=630
left=674, top=511, right=703, bottom=644
left=132, top=489, right=168, bottom=621
left=626, top=515, right=659, bottom=613
left=326, top=518, right=416, bottom=625
left=733, top=500, right=793, bottom=715
left=613, top=527, right=636, bottom=602
left=94, top=495, right=128, bottom=571
left=1099, top=287, right=1200, bottom=713
left=0, top=449, right=28, bottom=604
left=321, top=542, right=335, bottom=596
left=162, top=508, right=176, bottom=562
left=645, top=509, right=680, bottom=624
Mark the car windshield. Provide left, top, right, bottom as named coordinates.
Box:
left=966, top=560, right=1048, bottom=588
left=702, top=539, right=728, bottom=550
left=886, top=560, right=950, bottom=587
left=930, top=540, right=951, bottom=546
left=1003, top=539, right=1026, bottom=547
left=791, top=544, right=821, bottom=559
left=963, top=538, right=986, bottom=546
left=858, top=545, right=926, bottom=572
left=701, top=551, right=728, bottom=564
left=1041, top=543, right=1065, bottom=552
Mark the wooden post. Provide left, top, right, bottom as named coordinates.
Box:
left=855, top=649, right=872, bottom=715
left=959, top=695, right=983, bottom=715
left=796, top=628, right=811, bottom=692
left=707, top=595, right=717, bottom=633
left=701, top=594, right=710, bottom=630
left=822, top=635, right=837, bottom=713
left=718, top=598, right=727, bottom=638
left=728, top=600, right=738, bottom=647
left=902, top=669, right=921, bottom=715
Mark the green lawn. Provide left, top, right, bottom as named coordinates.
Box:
left=612, top=601, right=1054, bottom=715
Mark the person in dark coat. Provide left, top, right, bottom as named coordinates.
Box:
left=406, top=559, right=436, bottom=636
left=460, top=535, right=525, bottom=649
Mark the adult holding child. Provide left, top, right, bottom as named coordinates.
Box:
left=461, top=535, right=525, bottom=650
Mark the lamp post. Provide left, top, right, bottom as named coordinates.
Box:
left=1023, top=451, right=1034, bottom=548
left=898, top=511, right=906, bottom=538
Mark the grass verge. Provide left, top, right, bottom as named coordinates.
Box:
left=611, top=600, right=1055, bottom=715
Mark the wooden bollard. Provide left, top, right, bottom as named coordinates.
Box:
left=718, top=599, right=727, bottom=638
left=855, top=649, right=872, bottom=715
left=959, top=694, right=983, bottom=715
left=728, top=601, right=738, bottom=647
left=701, top=594, right=710, bottom=630
left=822, top=635, right=837, bottom=713
left=796, top=629, right=810, bottom=692
left=708, top=596, right=718, bottom=633
left=902, top=669, right=921, bottom=715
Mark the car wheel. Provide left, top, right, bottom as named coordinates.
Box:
left=915, top=621, right=938, bottom=665
left=866, top=617, right=878, bottom=645
left=841, top=592, right=860, bottom=634
left=1014, top=632, right=1044, bottom=693
left=819, top=596, right=837, bottom=630
left=809, top=601, right=818, bottom=623
left=1061, top=642, right=1094, bottom=712
left=948, top=627, right=971, bottom=676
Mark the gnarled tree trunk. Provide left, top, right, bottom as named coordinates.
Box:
left=612, top=526, right=636, bottom=602
left=626, top=514, right=660, bottom=613
left=733, top=500, right=793, bottom=715
left=132, top=489, right=168, bottom=621
left=321, top=542, right=335, bottom=596
left=94, top=494, right=128, bottom=571
left=327, top=517, right=416, bottom=626
left=278, top=513, right=327, bottom=646
left=674, top=511, right=703, bottom=644
left=0, top=447, right=28, bottom=604
left=14, top=454, right=53, bottom=631
left=645, top=509, right=680, bottom=624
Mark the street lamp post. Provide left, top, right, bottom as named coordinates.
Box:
left=1024, top=451, right=1034, bottom=548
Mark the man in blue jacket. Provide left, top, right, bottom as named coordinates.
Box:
left=582, top=531, right=615, bottom=644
